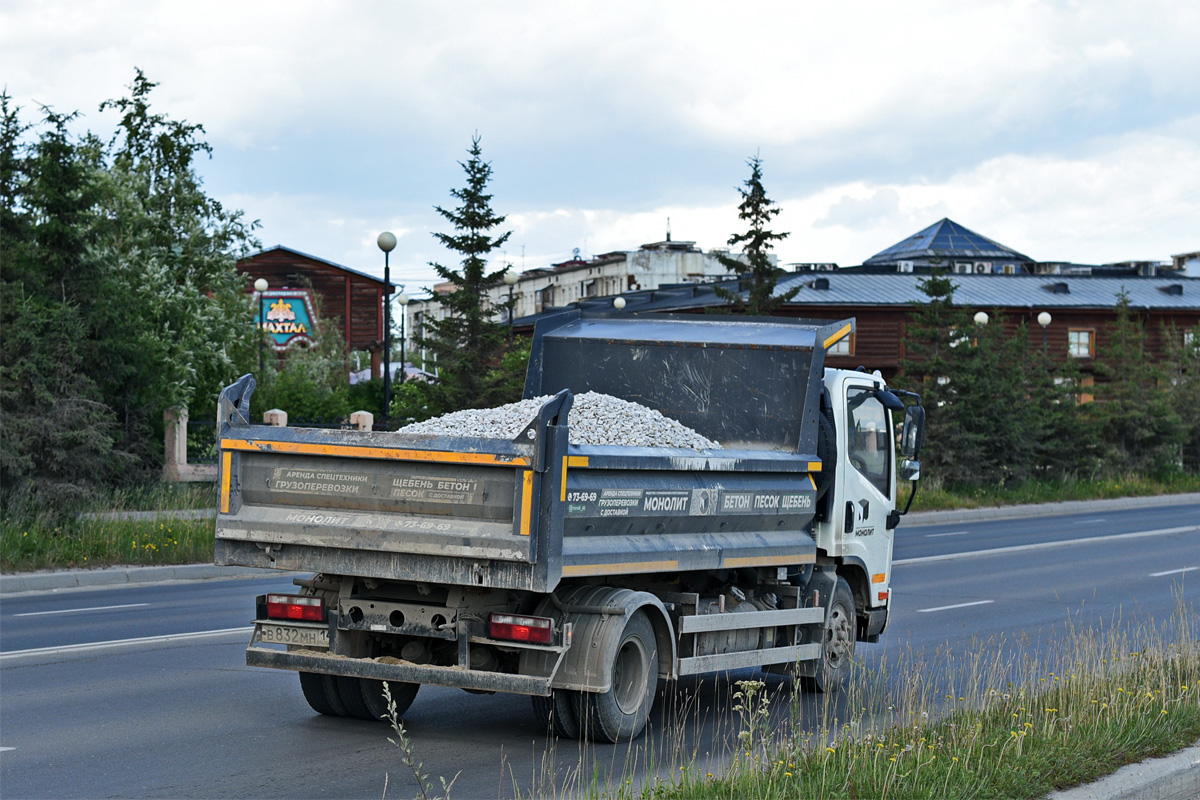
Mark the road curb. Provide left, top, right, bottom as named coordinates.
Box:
left=904, top=492, right=1200, bottom=526
left=0, top=564, right=288, bottom=595
left=1045, top=739, right=1200, bottom=799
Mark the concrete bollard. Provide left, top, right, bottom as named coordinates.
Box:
left=350, top=410, right=374, bottom=432
left=263, top=409, right=288, bottom=427
left=163, top=407, right=188, bottom=482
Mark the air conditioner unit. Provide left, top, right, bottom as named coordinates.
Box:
left=898, top=260, right=914, bottom=273
left=974, top=263, right=988, bottom=274
left=955, top=262, right=972, bottom=274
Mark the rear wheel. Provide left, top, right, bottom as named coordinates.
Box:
left=336, top=677, right=419, bottom=721
left=801, top=577, right=855, bottom=693
left=299, top=672, right=348, bottom=717
left=577, top=611, right=658, bottom=743
left=531, top=690, right=581, bottom=738
left=365, top=679, right=419, bottom=721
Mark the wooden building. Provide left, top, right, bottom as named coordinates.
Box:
left=516, top=273, right=1200, bottom=383
left=237, top=246, right=395, bottom=376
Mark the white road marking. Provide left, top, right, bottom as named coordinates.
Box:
left=925, top=530, right=970, bottom=538
left=0, top=747, right=14, bottom=753
left=1151, top=566, right=1199, bottom=577
left=917, top=600, right=995, bottom=613
left=14, top=602, right=149, bottom=618
left=895, top=525, right=1199, bottom=566
left=0, top=627, right=252, bottom=661
left=1071, top=517, right=1107, bottom=524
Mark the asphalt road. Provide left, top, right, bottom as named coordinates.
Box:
left=1, top=502, right=1197, bottom=798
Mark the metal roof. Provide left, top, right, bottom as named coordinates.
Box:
left=864, top=218, right=1032, bottom=265
left=773, top=274, right=1200, bottom=310
left=240, top=245, right=396, bottom=289
left=516, top=274, right=1200, bottom=323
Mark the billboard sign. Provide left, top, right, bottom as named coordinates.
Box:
left=256, top=288, right=319, bottom=351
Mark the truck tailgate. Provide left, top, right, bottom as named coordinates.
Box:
left=215, top=427, right=549, bottom=585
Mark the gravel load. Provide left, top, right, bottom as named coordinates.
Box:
left=398, top=392, right=720, bottom=450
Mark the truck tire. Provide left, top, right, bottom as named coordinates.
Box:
left=576, top=611, right=658, bottom=743
left=335, top=676, right=419, bottom=721
left=299, top=672, right=348, bottom=717
left=801, top=577, right=855, bottom=693
left=361, top=679, right=420, bottom=722
left=531, top=690, right=580, bottom=739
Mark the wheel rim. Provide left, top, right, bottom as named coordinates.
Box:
left=825, top=603, right=853, bottom=668
left=612, top=636, right=649, bottom=714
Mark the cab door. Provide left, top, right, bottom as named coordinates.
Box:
left=837, top=381, right=895, bottom=597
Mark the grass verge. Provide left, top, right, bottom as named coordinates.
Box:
left=630, top=605, right=1200, bottom=799
left=907, top=471, right=1200, bottom=512
left=1, top=483, right=217, bottom=571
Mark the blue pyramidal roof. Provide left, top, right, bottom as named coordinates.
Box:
left=864, top=218, right=1032, bottom=265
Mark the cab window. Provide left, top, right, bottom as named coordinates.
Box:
left=846, top=387, right=891, bottom=498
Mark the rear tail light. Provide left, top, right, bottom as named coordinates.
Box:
left=489, top=613, right=553, bottom=644
left=266, top=594, right=325, bottom=622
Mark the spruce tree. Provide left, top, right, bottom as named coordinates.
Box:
left=715, top=155, right=797, bottom=316
left=1161, top=321, right=1200, bottom=473
left=405, top=134, right=514, bottom=419
left=1091, top=291, right=1183, bottom=473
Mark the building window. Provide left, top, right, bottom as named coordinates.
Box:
left=828, top=332, right=855, bottom=355
left=1068, top=329, right=1094, bottom=358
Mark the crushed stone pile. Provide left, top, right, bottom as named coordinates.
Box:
left=397, top=392, right=720, bottom=450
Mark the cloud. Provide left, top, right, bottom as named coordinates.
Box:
left=814, top=189, right=903, bottom=231
left=3, top=0, right=1197, bottom=285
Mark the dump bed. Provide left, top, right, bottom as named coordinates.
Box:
left=214, top=314, right=854, bottom=592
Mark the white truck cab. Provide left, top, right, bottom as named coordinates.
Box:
left=813, top=368, right=925, bottom=643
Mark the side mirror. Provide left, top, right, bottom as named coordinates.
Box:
left=900, top=405, right=925, bottom=459
left=899, top=459, right=921, bottom=482
left=875, top=388, right=905, bottom=411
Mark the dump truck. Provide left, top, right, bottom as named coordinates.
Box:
left=214, top=311, right=925, bottom=742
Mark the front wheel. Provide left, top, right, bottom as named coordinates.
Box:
left=577, top=611, right=658, bottom=743
left=801, top=576, right=856, bottom=693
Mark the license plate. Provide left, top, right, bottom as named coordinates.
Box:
left=258, top=622, right=329, bottom=648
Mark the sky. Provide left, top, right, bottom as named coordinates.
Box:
left=4, top=0, right=1199, bottom=296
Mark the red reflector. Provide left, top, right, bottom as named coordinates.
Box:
left=878, top=590, right=890, bottom=601
left=266, top=593, right=324, bottom=622
left=489, top=613, right=553, bottom=644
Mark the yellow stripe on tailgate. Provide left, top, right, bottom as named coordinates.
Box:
left=220, top=438, right=530, bottom=467
left=220, top=451, right=233, bottom=513
left=520, top=470, right=534, bottom=536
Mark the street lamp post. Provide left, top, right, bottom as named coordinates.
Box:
left=377, top=232, right=397, bottom=427
left=973, top=311, right=989, bottom=326
left=1037, top=311, right=1052, bottom=354
left=613, top=297, right=626, bottom=310
left=254, top=278, right=269, bottom=376
left=503, top=268, right=519, bottom=340
left=397, top=292, right=410, bottom=387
